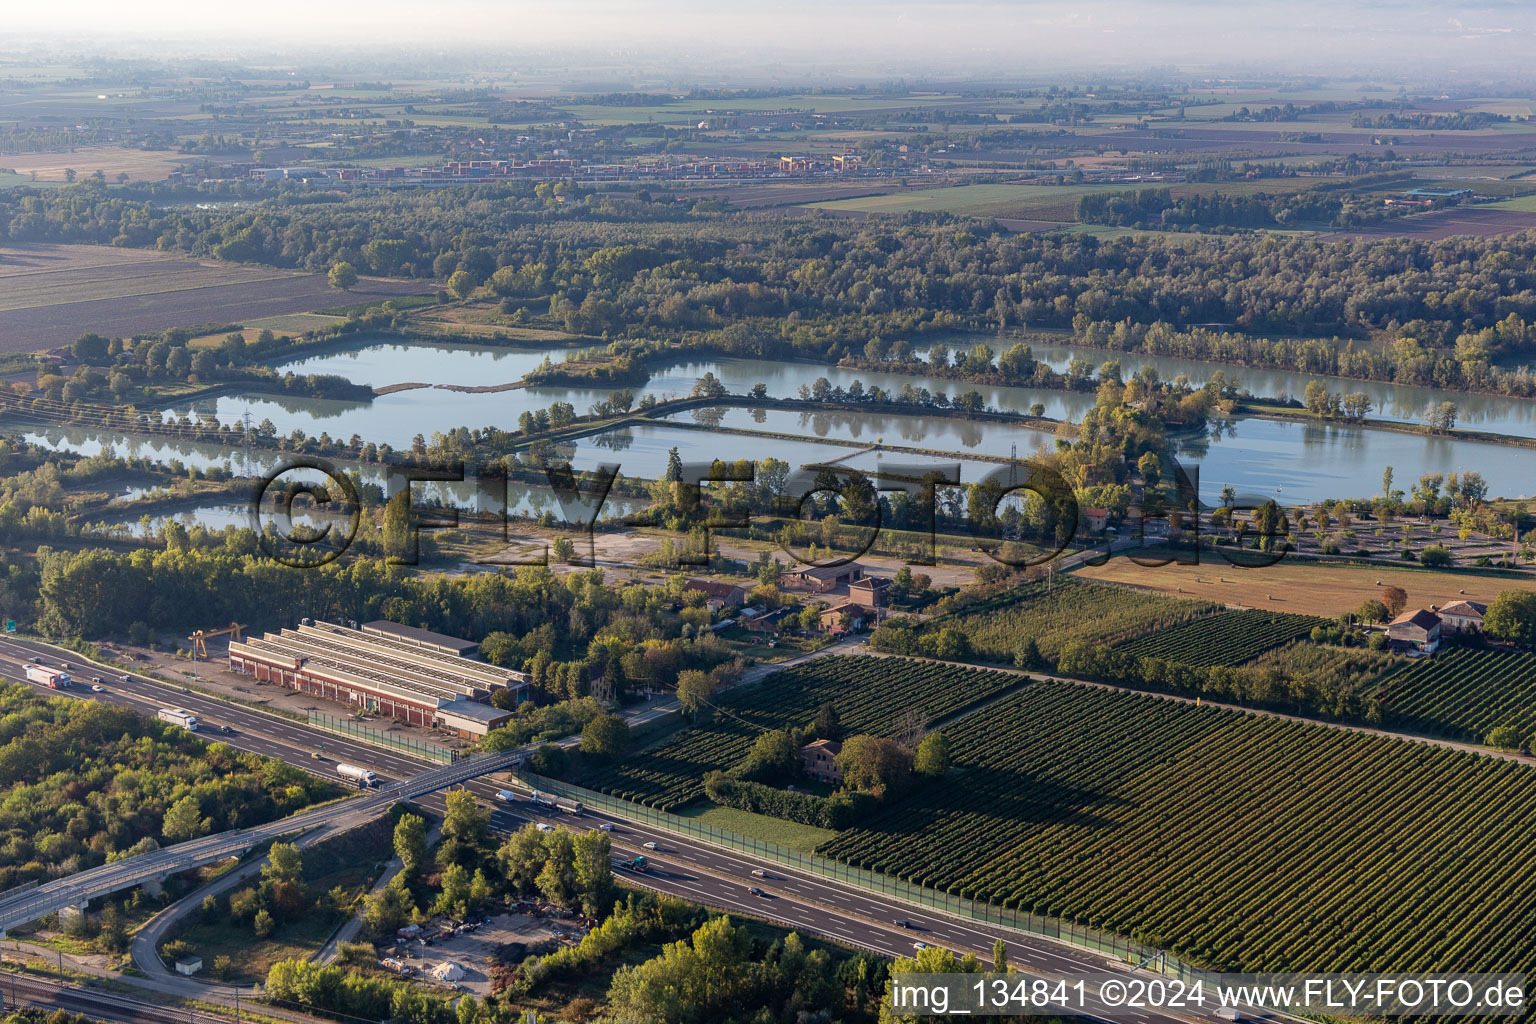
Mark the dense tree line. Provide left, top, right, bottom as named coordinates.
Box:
left=1067, top=314, right=1536, bottom=396
left=1075, top=187, right=1352, bottom=229
left=12, top=181, right=1536, bottom=354
left=31, top=548, right=739, bottom=704
left=0, top=686, right=336, bottom=890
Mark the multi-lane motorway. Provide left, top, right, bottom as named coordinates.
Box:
left=0, top=635, right=1203, bottom=1024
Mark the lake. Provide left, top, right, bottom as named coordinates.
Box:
left=22, top=337, right=1536, bottom=507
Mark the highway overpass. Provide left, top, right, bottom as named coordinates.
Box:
left=0, top=748, right=524, bottom=935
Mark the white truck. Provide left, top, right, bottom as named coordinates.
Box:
left=157, top=708, right=198, bottom=730
left=24, top=664, right=70, bottom=689
left=529, top=790, right=556, bottom=808
left=336, top=763, right=377, bottom=787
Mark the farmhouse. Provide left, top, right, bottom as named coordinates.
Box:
left=1084, top=508, right=1110, bottom=533
left=818, top=602, right=869, bottom=634
left=800, top=739, right=843, bottom=784
left=1387, top=608, right=1442, bottom=654
left=228, top=619, right=528, bottom=737
left=1436, top=600, right=1487, bottom=633
left=684, top=578, right=750, bottom=611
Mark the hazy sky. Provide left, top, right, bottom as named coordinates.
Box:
left=4, top=1, right=1536, bottom=75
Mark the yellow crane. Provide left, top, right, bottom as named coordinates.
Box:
left=189, top=622, right=246, bottom=659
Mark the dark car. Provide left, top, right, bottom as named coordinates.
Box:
left=220, top=725, right=234, bottom=735
left=895, top=919, right=915, bottom=929
left=747, top=886, right=768, bottom=898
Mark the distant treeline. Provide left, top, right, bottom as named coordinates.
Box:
left=1075, top=187, right=1347, bottom=229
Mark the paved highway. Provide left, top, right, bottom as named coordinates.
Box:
left=0, top=636, right=1202, bottom=1023
left=0, top=636, right=525, bottom=932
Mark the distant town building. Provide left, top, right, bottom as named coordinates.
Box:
left=1387, top=608, right=1443, bottom=653
left=1084, top=508, right=1110, bottom=533
left=800, top=739, right=843, bottom=784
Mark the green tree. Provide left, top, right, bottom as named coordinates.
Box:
left=434, top=862, right=472, bottom=917
left=394, top=813, right=428, bottom=875
left=1014, top=637, right=1042, bottom=669
left=162, top=795, right=208, bottom=842
left=1356, top=599, right=1389, bottom=623
left=1485, top=591, right=1536, bottom=646
left=71, top=333, right=110, bottom=363
left=364, top=238, right=413, bottom=276
left=992, top=936, right=1008, bottom=973
left=1420, top=544, right=1453, bottom=567
left=327, top=261, right=358, bottom=291
left=448, top=269, right=476, bottom=299
left=253, top=908, right=275, bottom=939
left=263, top=842, right=303, bottom=885
left=1487, top=725, right=1523, bottom=750
left=811, top=701, right=841, bottom=740
left=442, top=789, right=489, bottom=850
left=836, top=735, right=913, bottom=794
left=914, top=732, right=950, bottom=778
left=581, top=714, right=629, bottom=758
left=738, top=728, right=801, bottom=782
left=676, top=669, right=717, bottom=714
left=362, top=875, right=413, bottom=939
left=536, top=829, right=577, bottom=906
left=498, top=824, right=548, bottom=895
left=571, top=829, right=614, bottom=915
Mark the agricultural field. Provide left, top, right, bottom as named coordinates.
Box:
left=806, top=183, right=1135, bottom=222
left=1320, top=207, right=1536, bottom=240
left=187, top=312, right=344, bottom=347
left=1073, top=558, right=1536, bottom=617
left=1378, top=648, right=1536, bottom=740
left=0, top=243, right=420, bottom=352
left=805, top=177, right=1352, bottom=226
left=1248, top=640, right=1398, bottom=693
left=577, top=656, right=1021, bottom=810
left=926, top=577, right=1215, bottom=662
left=1116, top=609, right=1321, bottom=666
left=818, top=682, right=1536, bottom=976
left=1483, top=194, right=1536, bottom=212
left=0, top=146, right=190, bottom=182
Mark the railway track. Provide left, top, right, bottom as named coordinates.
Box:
left=0, top=971, right=235, bottom=1024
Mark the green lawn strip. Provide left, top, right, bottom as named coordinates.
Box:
left=674, top=800, right=838, bottom=853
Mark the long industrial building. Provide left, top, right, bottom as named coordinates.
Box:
left=227, top=620, right=529, bottom=738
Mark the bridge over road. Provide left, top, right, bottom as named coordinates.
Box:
left=0, top=749, right=524, bottom=935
